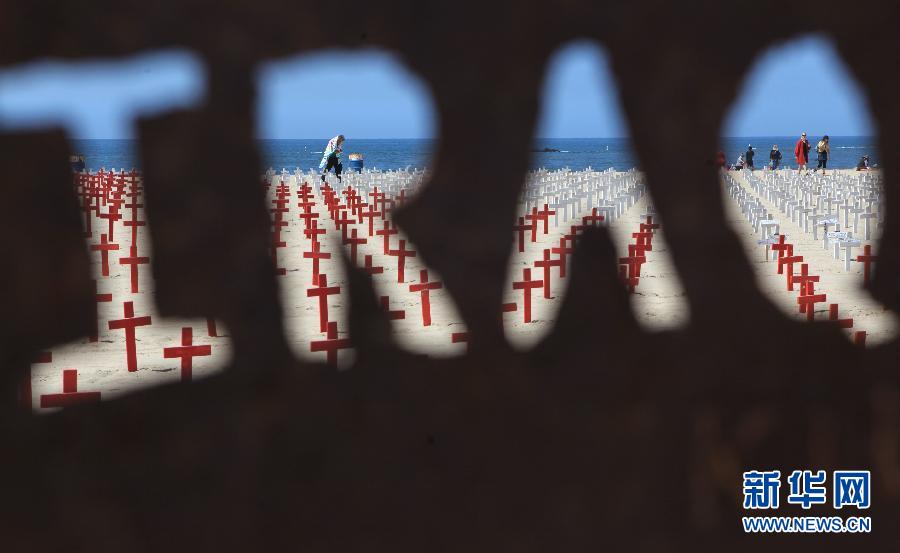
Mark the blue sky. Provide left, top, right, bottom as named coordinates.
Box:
left=0, top=35, right=875, bottom=139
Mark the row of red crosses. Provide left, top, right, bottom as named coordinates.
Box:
left=617, top=214, right=659, bottom=294
left=512, top=200, right=660, bottom=302
left=265, top=177, right=454, bottom=367
left=22, top=170, right=217, bottom=411
left=768, top=233, right=875, bottom=346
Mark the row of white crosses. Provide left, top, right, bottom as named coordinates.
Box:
left=265, top=166, right=648, bottom=231
left=519, top=168, right=646, bottom=228
left=739, top=169, right=883, bottom=272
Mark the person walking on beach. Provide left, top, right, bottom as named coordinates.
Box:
left=769, top=144, right=782, bottom=170
left=794, top=132, right=811, bottom=175
left=745, top=145, right=755, bottom=171
left=319, top=134, right=345, bottom=183
left=813, top=135, right=830, bottom=175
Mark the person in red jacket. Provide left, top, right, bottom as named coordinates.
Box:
left=794, top=132, right=811, bottom=175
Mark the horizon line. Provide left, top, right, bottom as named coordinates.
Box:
left=70, top=134, right=877, bottom=140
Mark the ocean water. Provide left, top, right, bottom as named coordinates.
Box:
left=70, top=136, right=879, bottom=173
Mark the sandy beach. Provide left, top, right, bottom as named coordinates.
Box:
left=27, top=167, right=888, bottom=410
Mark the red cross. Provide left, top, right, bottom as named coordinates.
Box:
left=388, top=239, right=417, bottom=283
left=551, top=237, right=574, bottom=278
left=640, top=215, right=660, bottom=233
left=797, top=281, right=826, bottom=321
left=119, top=244, right=149, bottom=293
left=125, top=200, right=143, bottom=222
left=381, top=198, right=396, bottom=219
left=828, top=304, right=854, bottom=329
left=90, top=280, right=113, bottom=342
left=108, top=301, right=152, bottom=372
left=778, top=255, right=804, bottom=290
left=304, top=219, right=326, bottom=243
left=297, top=202, right=318, bottom=221
left=409, top=269, right=442, bottom=326
left=770, top=235, right=790, bottom=269
left=380, top=296, right=405, bottom=320
left=270, top=243, right=286, bottom=276
left=269, top=204, right=289, bottom=221
left=632, top=231, right=654, bottom=252
left=361, top=205, right=381, bottom=236
left=582, top=208, right=604, bottom=227
left=164, top=327, right=212, bottom=382
left=534, top=248, right=562, bottom=299
left=536, top=204, right=555, bottom=234
left=307, top=274, right=341, bottom=332
left=854, top=331, right=867, bottom=347
left=271, top=219, right=288, bottom=247
left=629, top=241, right=650, bottom=259
left=369, top=187, right=385, bottom=210
left=512, top=268, right=543, bottom=323
left=618, top=253, right=646, bottom=293
left=568, top=224, right=586, bottom=242
left=364, top=254, right=383, bottom=275
left=793, top=264, right=820, bottom=313
left=353, top=199, right=367, bottom=223
left=303, top=240, right=331, bottom=285
left=513, top=216, right=534, bottom=253
left=376, top=220, right=399, bottom=254
left=310, top=321, right=352, bottom=367
left=856, top=245, right=877, bottom=286
left=335, top=210, right=355, bottom=241
left=40, top=369, right=101, bottom=408
left=298, top=186, right=314, bottom=203
left=343, top=228, right=367, bottom=266
left=123, top=217, right=145, bottom=246
left=326, top=197, right=345, bottom=220
left=98, top=204, right=122, bottom=241
left=525, top=207, right=540, bottom=242
left=90, top=233, right=119, bottom=277
left=499, top=301, right=518, bottom=329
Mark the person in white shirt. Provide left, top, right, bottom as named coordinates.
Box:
left=319, top=134, right=345, bottom=183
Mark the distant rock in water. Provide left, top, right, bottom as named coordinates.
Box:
left=532, top=147, right=561, bottom=152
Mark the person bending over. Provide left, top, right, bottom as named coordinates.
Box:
left=320, top=134, right=345, bottom=183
